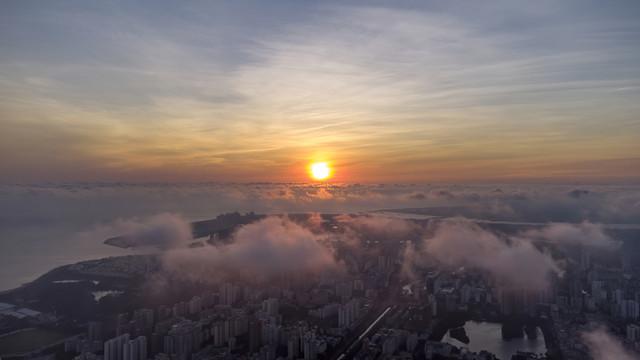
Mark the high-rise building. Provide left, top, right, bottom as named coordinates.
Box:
left=104, top=333, right=130, bottom=360
left=581, top=248, right=591, bottom=270
left=622, top=254, right=632, bottom=271
left=230, top=314, right=248, bottom=337
left=87, top=321, right=102, bottom=342
left=249, top=320, right=262, bottom=353
left=201, top=290, right=216, bottom=308
left=261, top=322, right=282, bottom=346
left=570, top=279, right=583, bottom=302
left=627, top=324, right=640, bottom=342
left=613, top=289, right=624, bottom=304
left=460, top=284, right=471, bottom=304
left=338, top=299, right=361, bottom=328
left=262, top=298, right=279, bottom=318
left=157, top=305, right=170, bottom=322
left=172, top=302, right=188, bottom=318
left=591, top=281, right=606, bottom=305
left=430, top=294, right=437, bottom=316
left=220, top=283, right=235, bottom=306
left=189, top=296, right=202, bottom=315
left=382, top=337, right=398, bottom=355
left=228, top=336, right=237, bottom=352
left=117, top=313, right=130, bottom=327
left=117, top=313, right=131, bottom=336
left=163, top=321, right=202, bottom=360
left=268, top=286, right=282, bottom=300
left=134, top=309, right=154, bottom=332
left=211, top=321, right=229, bottom=347
left=303, top=333, right=318, bottom=360
left=287, top=335, right=300, bottom=359
left=621, top=300, right=639, bottom=320
left=260, top=344, right=276, bottom=360
left=123, top=336, right=147, bottom=360
left=433, top=277, right=442, bottom=295
left=406, top=333, right=418, bottom=352
left=336, top=282, right=353, bottom=298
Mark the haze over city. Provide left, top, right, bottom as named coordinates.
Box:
left=0, top=1, right=639, bottom=360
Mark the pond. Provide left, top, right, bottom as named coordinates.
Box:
left=441, top=321, right=546, bottom=360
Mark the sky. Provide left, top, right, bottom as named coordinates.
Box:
left=1, top=0, right=639, bottom=183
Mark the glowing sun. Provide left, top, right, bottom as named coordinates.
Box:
left=310, top=162, right=332, bottom=180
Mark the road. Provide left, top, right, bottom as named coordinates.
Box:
left=327, top=301, right=395, bottom=360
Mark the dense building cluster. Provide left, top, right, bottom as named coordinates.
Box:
left=1, top=221, right=639, bottom=360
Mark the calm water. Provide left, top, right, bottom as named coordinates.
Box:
left=441, top=321, right=546, bottom=360
left=0, top=224, right=140, bottom=292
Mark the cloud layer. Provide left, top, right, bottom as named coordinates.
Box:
left=150, top=210, right=620, bottom=289
left=78, top=213, right=193, bottom=248
left=522, top=222, right=613, bottom=247
left=403, top=219, right=560, bottom=289
left=162, top=216, right=340, bottom=282
left=402, top=217, right=620, bottom=289
left=1, top=182, right=637, bottom=291
left=583, top=327, right=637, bottom=360
left=3, top=182, right=639, bottom=225
left=1, top=1, right=639, bottom=182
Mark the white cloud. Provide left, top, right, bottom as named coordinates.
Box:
left=162, top=216, right=340, bottom=282
left=403, top=219, right=559, bottom=289
left=583, top=327, right=638, bottom=360
left=77, top=213, right=192, bottom=248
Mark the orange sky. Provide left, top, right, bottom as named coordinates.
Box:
left=1, top=1, right=639, bottom=183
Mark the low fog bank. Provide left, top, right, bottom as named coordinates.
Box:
left=94, top=212, right=622, bottom=293
left=1, top=183, right=639, bottom=230
left=583, top=327, right=639, bottom=360
left=0, top=182, right=637, bottom=291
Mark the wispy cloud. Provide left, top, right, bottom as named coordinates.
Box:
left=163, top=216, right=341, bottom=282
left=402, top=219, right=560, bottom=289
left=0, top=1, right=638, bottom=182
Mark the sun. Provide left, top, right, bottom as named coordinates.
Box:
left=310, top=162, right=332, bottom=180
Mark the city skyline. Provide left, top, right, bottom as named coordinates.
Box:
left=1, top=0, right=639, bottom=183
left=1, top=2, right=640, bottom=359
